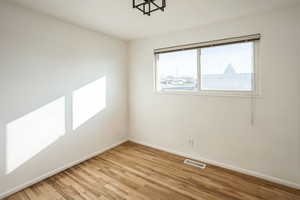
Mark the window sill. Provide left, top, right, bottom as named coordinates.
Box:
left=155, top=90, right=260, bottom=98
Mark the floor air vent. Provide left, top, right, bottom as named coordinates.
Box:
left=184, top=159, right=206, bottom=169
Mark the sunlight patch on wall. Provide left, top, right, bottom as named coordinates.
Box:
left=6, top=97, right=65, bottom=174
left=72, top=77, right=106, bottom=130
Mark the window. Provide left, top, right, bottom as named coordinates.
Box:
left=155, top=35, right=259, bottom=96
left=201, top=42, right=254, bottom=91
left=157, top=49, right=198, bottom=91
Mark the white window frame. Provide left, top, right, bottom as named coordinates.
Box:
left=154, top=39, right=260, bottom=97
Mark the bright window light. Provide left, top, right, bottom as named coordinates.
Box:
left=72, top=77, right=106, bottom=130
left=157, top=49, right=198, bottom=91
left=201, top=42, right=254, bottom=91
left=6, top=97, right=65, bottom=174
left=155, top=39, right=257, bottom=95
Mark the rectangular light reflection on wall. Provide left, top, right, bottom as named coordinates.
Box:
left=72, top=77, right=106, bottom=130
left=6, top=97, right=65, bottom=174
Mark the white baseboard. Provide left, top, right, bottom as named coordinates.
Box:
left=130, top=139, right=300, bottom=190
left=0, top=139, right=128, bottom=200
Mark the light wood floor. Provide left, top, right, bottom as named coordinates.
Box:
left=4, top=141, right=300, bottom=200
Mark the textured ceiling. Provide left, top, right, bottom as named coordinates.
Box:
left=10, top=0, right=300, bottom=40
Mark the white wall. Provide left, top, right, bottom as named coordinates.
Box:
left=129, top=5, right=300, bottom=187
left=0, top=1, right=128, bottom=197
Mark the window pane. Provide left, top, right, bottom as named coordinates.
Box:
left=157, top=49, right=198, bottom=91
left=201, top=42, right=254, bottom=91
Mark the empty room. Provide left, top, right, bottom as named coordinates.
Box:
left=0, top=0, right=299, bottom=199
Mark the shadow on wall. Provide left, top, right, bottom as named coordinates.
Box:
left=0, top=76, right=107, bottom=178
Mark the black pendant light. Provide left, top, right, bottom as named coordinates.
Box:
left=133, top=0, right=166, bottom=16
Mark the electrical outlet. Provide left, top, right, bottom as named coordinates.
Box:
left=188, top=138, right=194, bottom=148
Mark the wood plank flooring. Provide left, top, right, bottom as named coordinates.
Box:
left=4, top=141, right=300, bottom=200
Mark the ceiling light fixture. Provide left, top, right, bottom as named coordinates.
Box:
left=133, top=0, right=166, bottom=16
